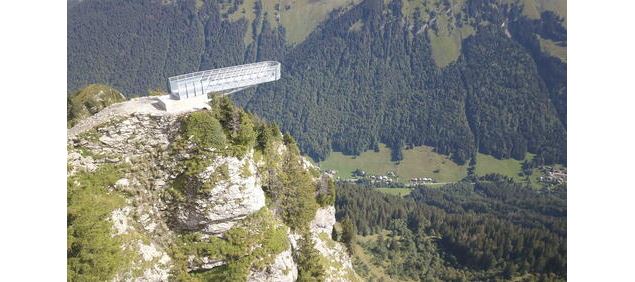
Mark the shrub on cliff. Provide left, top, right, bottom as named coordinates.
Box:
left=67, top=165, right=130, bottom=281
left=169, top=209, right=289, bottom=281
left=67, top=84, right=126, bottom=128
left=295, top=232, right=326, bottom=281
left=183, top=110, right=227, bottom=150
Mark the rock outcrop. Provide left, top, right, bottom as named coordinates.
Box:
left=172, top=153, right=266, bottom=234
left=247, top=249, right=298, bottom=282
left=288, top=206, right=358, bottom=282
left=67, top=98, right=358, bottom=281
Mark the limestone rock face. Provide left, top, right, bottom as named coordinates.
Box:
left=248, top=248, right=298, bottom=282
left=289, top=206, right=360, bottom=282
left=187, top=255, right=226, bottom=271
left=172, top=153, right=265, bottom=235
left=312, top=206, right=337, bottom=235
left=68, top=103, right=358, bottom=281
left=111, top=206, right=133, bottom=236
left=135, top=242, right=172, bottom=281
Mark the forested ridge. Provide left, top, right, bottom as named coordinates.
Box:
left=68, top=0, right=567, bottom=165
left=335, top=177, right=566, bottom=280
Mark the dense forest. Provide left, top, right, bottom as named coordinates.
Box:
left=335, top=177, right=566, bottom=280
left=68, top=0, right=567, bottom=165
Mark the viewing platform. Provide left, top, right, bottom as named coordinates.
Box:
left=157, top=61, right=281, bottom=111
left=168, top=61, right=280, bottom=100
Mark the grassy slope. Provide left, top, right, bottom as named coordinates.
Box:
left=319, top=143, right=552, bottom=188
left=538, top=35, right=567, bottom=62
left=222, top=0, right=562, bottom=64
left=401, top=0, right=474, bottom=68
left=319, top=144, right=468, bottom=183
left=428, top=14, right=459, bottom=68
left=278, top=0, right=362, bottom=44
left=411, top=0, right=566, bottom=68
left=474, top=153, right=526, bottom=178
left=474, top=153, right=544, bottom=189
left=423, top=0, right=564, bottom=68
left=225, top=0, right=258, bottom=44
left=374, top=188, right=413, bottom=196
left=428, top=13, right=475, bottom=68
left=223, top=0, right=361, bottom=45
left=519, top=0, right=567, bottom=25
left=474, top=152, right=533, bottom=181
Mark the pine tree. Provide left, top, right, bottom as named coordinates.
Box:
left=295, top=233, right=325, bottom=282
left=341, top=218, right=357, bottom=253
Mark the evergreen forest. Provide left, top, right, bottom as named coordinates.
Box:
left=68, top=0, right=567, bottom=166
left=335, top=176, right=566, bottom=281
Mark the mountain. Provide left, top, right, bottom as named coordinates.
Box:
left=67, top=0, right=566, bottom=166
left=240, top=0, right=567, bottom=166
left=67, top=94, right=358, bottom=281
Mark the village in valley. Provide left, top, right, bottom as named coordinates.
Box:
left=324, top=164, right=567, bottom=190
left=325, top=168, right=439, bottom=188
left=538, top=166, right=567, bottom=185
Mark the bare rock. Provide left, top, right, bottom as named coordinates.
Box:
left=111, top=206, right=133, bottom=236
left=115, top=178, right=130, bottom=189
left=311, top=206, right=336, bottom=235
left=173, top=153, right=265, bottom=235
left=248, top=248, right=297, bottom=282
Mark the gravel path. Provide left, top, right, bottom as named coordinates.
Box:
left=67, top=96, right=199, bottom=139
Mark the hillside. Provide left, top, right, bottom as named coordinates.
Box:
left=336, top=180, right=567, bottom=280
left=67, top=96, right=358, bottom=281
left=67, top=0, right=567, bottom=169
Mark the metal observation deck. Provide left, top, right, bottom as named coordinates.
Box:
left=168, top=61, right=281, bottom=100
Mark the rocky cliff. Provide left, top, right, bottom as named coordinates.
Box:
left=67, top=96, right=358, bottom=281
